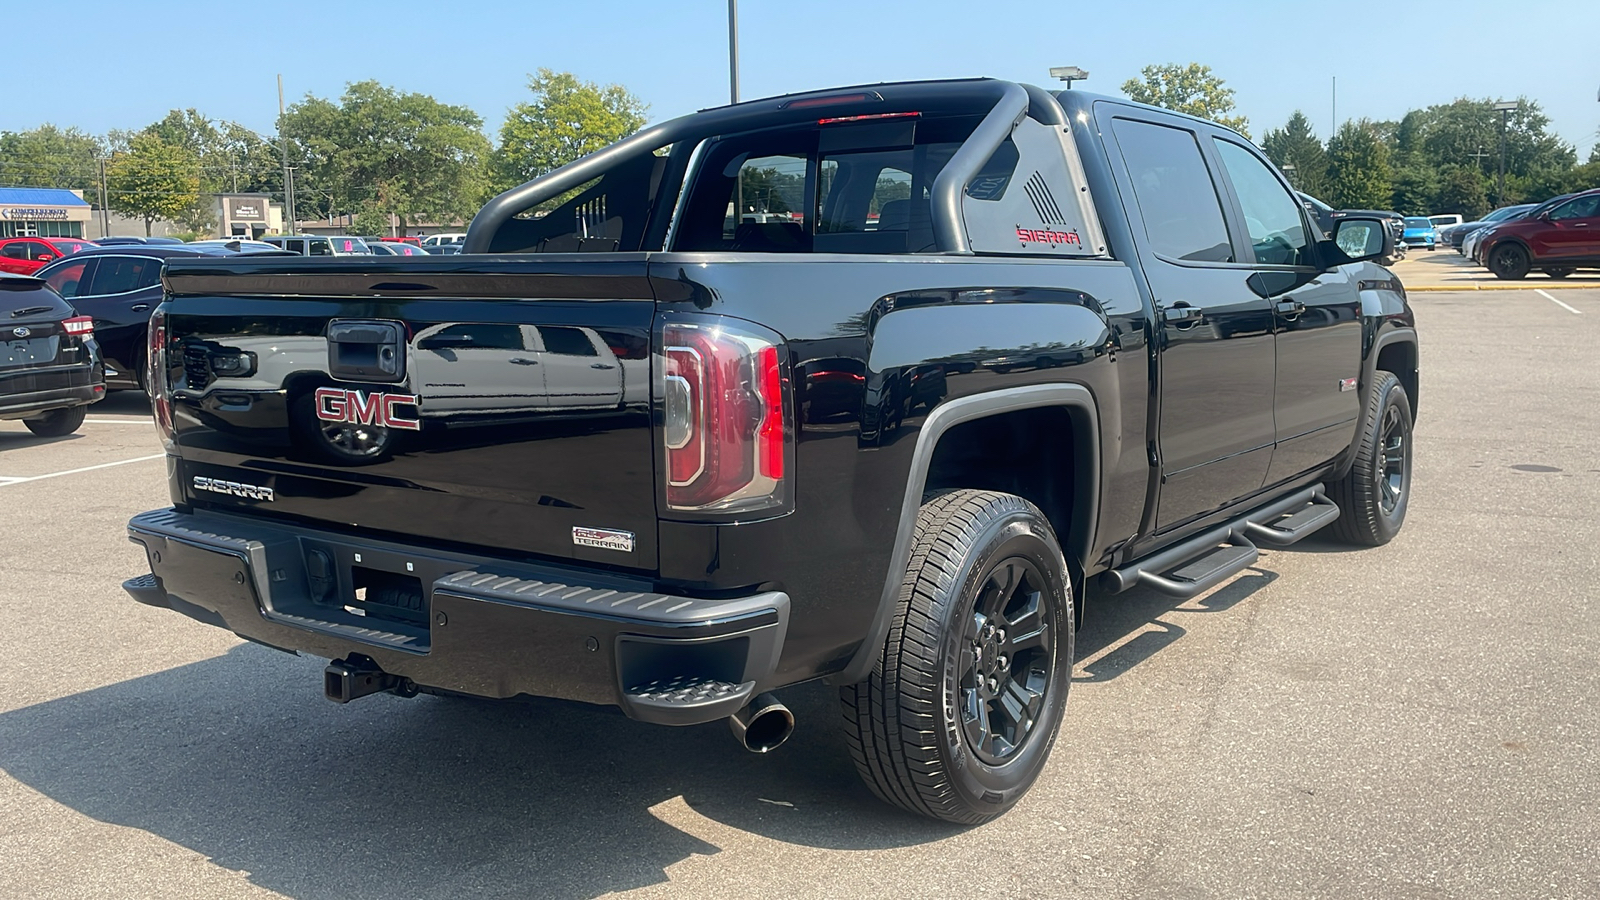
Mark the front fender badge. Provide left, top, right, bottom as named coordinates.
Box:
left=573, top=527, right=635, bottom=553
left=1339, top=378, right=1358, bottom=392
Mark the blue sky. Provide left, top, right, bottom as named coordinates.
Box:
left=9, top=1, right=1599, bottom=158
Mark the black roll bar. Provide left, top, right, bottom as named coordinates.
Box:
left=464, top=80, right=1061, bottom=255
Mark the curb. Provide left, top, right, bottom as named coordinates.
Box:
left=1404, top=283, right=1599, bottom=292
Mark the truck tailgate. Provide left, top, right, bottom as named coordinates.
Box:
left=158, top=256, right=660, bottom=571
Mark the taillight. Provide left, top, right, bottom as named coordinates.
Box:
left=148, top=307, right=174, bottom=450
left=659, top=315, right=790, bottom=515
left=62, top=315, right=93, bottom=336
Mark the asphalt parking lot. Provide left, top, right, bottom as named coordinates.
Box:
left=1, top=290, right=1596, bottom=899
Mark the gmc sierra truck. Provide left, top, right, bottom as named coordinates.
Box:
left=124, top=79, right=1418, bottom=825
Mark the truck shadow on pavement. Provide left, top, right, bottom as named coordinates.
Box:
left=0, top=644, right=951, bottom=900
left=0, top=564, right=1288, bottom=898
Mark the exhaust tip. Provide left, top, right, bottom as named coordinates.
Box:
left=729, top=692, right=794, bottom=753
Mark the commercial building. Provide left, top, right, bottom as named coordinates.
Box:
left=0, top=188, right=92, bottom=239
left=213, top=193, right=284, bottom=239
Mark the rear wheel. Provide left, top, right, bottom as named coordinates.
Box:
left=24, top=405, right=86, bottom=437
left=1328, top=371, right=1412, bottom=546
left=1489, top=244, right=1531, bottom=280
left=840, top=489, right=1072, bottom=824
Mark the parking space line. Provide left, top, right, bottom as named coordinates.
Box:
left=0, top=454, right=164, bottom=487
left=1535, top=289, right=1583, bottom=314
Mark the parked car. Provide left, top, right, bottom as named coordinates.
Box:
left=185, top=239, right=286, bottom=254
left=1298, top=192, right=1336, bottom=238
left=1441, top=204, right=1535, bottom=251
left=261, top=235, right=372, bottom=256
left=1427, top=214, right=1463, bottom=232
left=366, top=241, right=428, bottom=256
left=379, top=236, right=423, bottom=246
left=423, top=242, right=463, bottom=255
left=33, top=245, right=245, bottom=391
left=1400, top=217, right=1437, bottom=250
left=0, top=273, right=104, bottom=435
left=93, top=236, right=184, bottom=246
left=0, top=237, right=97, bottom=276
left=126, top=78, right=1416, bottom=825
left=1477, top=188, right=1600, bottom=279
left=420, top=233, right=467, bottom=247
left=1468, top=196, right=1574, bottom=264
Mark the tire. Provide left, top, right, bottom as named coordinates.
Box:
left=1546, top=267, right=1574, bottom=279
left=24, top=405, right=87, bottom=437
left=1489, top=244, right=1531, bottom=280
left=290, top=389, right=395, bottom=465
left=1327, top=371, right=1413, bottom=546
left=839, top=489, right=1072, bottom=825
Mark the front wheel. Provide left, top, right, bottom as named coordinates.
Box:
left=1489, top=244, right=1531, bottom=280
left=24, top=405, right=87, bottom=437
left=1328, top=371, right=1413, bottom=546
left=840, top=490, right=1072, bottom=824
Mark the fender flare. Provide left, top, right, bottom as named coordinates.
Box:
left=831, top=383, right=1100, bottom=685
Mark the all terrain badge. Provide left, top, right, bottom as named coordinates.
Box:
left=572, top=527, right=635, bottom=553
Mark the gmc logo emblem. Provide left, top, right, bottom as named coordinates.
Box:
left=314, top=387, right=421, bottom=431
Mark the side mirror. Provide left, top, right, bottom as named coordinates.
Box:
left=1331, top=217, right=1392, bottom=264
left=37, top=254, right=54, bottom=263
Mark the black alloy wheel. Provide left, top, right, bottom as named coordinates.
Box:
left=1489, top=244, right=1531, bottom=280
left=1328, top=370, right=1413, bottom=546
left=840, top=489, right=1072, bottom=825
left=958, top=556, right=1054, bottom=765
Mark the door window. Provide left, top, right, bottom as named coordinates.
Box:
left=1213, top=139, right=1311, bottom=267
left=539, top=326, right=598, bottom=356
left=423, top=323, right=525, bottom=350
left=1110, top=119, right=1234, bottom=263
left=1548, top=195, right=1600, bottom=221
left=42, top=259, right=94, bottom=298
left=86, top=256, right=158, bottom=295
left=309, top=239, right=332, bottom=256
left=0, top=243, right=26, bottom=260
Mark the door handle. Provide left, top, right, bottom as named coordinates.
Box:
left=509, top=357, right=538, bottom=365
left=1573, top=222, right=1589, bottom=228
left=1162, top=302, right=1203, bottom=325
left=1275, top=299, right=1306, bottom=317
left=590, top=363, right=617, bottom=370
left=131, top=304, right=150, bottom=312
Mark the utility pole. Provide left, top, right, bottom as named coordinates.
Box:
left=1493, top=101, right=1518, bottom=205
left=727, top=0, right=740, bottom=104
left=1331, top=76, right=1336, bottom=138
left=278, top=74, right=297, bottom=234
left=96, top=157, right=110, bottom=238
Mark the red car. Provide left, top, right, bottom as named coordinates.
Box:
left=1480, top=187, right=1600, bottom=279
left=0, top=237, right=97, bottom=276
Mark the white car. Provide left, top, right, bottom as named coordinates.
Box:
left=419, top=233, right=467, bottom=247
left=410, top=322, right=646, bottom=416
left=1427, top=214, right=1463, bottom=232
left=261, top=235, right=372, bottom=256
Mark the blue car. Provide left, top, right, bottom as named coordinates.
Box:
left=1401, top=217, right=1437, bottom=250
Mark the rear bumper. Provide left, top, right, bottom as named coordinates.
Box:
left=126, top=508, right=788, bottom=725
left=0, top=379, right=103, bottom=421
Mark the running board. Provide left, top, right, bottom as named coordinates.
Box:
left=1105, top=487, right=1339, bottom=599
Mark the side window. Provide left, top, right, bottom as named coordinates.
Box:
left=24, top=241, right=54, bottom=260
left=1548, top=195, right=1600, bottom=221
left=309, top=239, right=332, bottom=256
left=1111, top=118, right=1234, bottom=263
left=725, top=153, right=809, bottom=244
left=1213, top=139, right=1311, bottom=267
left=43, top=260, right=94, bottom=299
left=421, top=324, right=525, bottom=350
left=87, top=256, right=156, bottom=295
left=539, top=326, right=599, bottom=357
left=0, top=243, right=25, bottom=259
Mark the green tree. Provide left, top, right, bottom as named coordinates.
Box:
left=282, top=81, right=490, bottom=233
left=1260, top=111, right=1328, bottom=198
left=1326, top=120, right=1393, bottom=210
left=1122, top=63, right=1249, bottom=137
left=1418, top=98, right=1575, bottom=204
left=0, top=125, right=103, bottom=196
left=105, top=134, right=201, bottom=235
left=493, top=69, right=648, bottom=193
left=1431, top=164, right=1488, bottom=219
left=1390, top=164, right=1438, bottom=215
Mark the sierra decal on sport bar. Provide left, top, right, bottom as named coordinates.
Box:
left=1015, top=226, right=1082, bottom=246
left=314, top=387, right=422, bottom=431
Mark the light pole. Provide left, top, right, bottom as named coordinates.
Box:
left=1050, top=66, right=1089, bottom=90
left=728, top=0, right=740, bottom=104
left=1493, top=100, right=1517, bottom=205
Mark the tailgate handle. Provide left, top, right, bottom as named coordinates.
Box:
left=327, top=319, right=406, bottom=383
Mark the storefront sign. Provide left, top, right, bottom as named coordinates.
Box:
left=0, top=207, right=71, bottom=220
left=226, top=198, right=265, bottom=221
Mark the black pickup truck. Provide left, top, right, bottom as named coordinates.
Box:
left=124, top=79, right=1417, bottom=824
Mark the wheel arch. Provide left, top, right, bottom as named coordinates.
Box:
left=832, top=384, right=1099, bottom=684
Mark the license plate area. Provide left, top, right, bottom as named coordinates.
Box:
left=0, top=336, right=58, bottom=367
